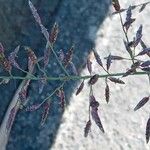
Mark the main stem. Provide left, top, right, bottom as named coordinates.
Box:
left=0, top=71, right=148, bottom=81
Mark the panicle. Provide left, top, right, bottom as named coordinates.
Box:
left=49, top=22, right=59, bottom=44
left=84, top=120, right=91, bottom=137
left=41, top=101, right=50, bottom=126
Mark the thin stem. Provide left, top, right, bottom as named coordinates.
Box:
left=36, top=62, right=47, bottom=77
left=123, top=57, right=142, bottom=62
left=18, top=67, right=36, bottom=78
left=130, top=1, right=150, bottom=9
left=0, top=71, right=148, bottom=81
left=119, top=13, right=129, bottom=42
left=17, top=56, right=44, bottom=78
left=102, top=66, right=110, bottom=75
left=104, top=56, right=142, bottom=62
left=133, top=46, right=136, bottom=60
left=47, top=42, right=70, bottom=77
left=118, top=12, right=134, bottom=64
left=39, top=81, right=66, bottom=106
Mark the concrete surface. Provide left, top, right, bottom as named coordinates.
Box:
left=52, top=1, right=150, bottom=150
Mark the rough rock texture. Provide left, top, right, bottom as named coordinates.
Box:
left=0, top=0, right=110, bottom=150
left=52, top=1, right=150, bottom=150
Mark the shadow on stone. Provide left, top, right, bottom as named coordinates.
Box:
left=0, top=0, right=110, bottom=149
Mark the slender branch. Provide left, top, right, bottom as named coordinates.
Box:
left=39, top=81, right=66, bottom=106
left=102, top=66, right=110, bottom=75
left=118, top=12, right=134, bottom=64
left=119, top=13, right=129, bottom=42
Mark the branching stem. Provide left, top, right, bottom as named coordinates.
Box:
left=47, top=42, right=70, bottom=77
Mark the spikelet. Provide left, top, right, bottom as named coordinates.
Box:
left=133, top=25, right=143, bottom=47
left=44, top=43, right=51, bottom=69
left=64, top=46, right=74, bottom=67
left=140, top=61, right=150, bottom=68
left=146, top=117, right=150, bottom=143
left=134, top=97, right=149, bottom=111
left=58, top=88, right=66, bottom=110
left=38, top=76, right=47, bottom=94
left=25, top=104, right=41, bottom=111
left=76, top=80, right=84, bottom=95
left=106, top=54, right=112, bottom=71
left=91, top=107, right=105, bottom=133
left=8, top=45, right=20, bottom=69
left=28, top=0, right=49, bottom=41
left=0, top=42, right=4, bottom=53
left=139, top=3, right=148, bottom=13
left=28, top=0, right=41, bottom=24
left=19, top=88, right=27, bottom=104
left=84, top=120, right=91, bottom=137
left=93, top=50, right=103, bottom=67
left=41, top=101, right=50, bottom=126
left=108, top=77, right=125, bottom=84
left=87, top=52, right=93, bottom=74
left=88, top=74, right=99, bottom=85
left=105, top=55, right=124, bottom=60
left=137, top=48, right=150, bottom=56
left=123, top=6, right=135, bottom=31
left=2, top=58, right=12, bottom=73
left=105, top=83, right=110, bottom=103
left=122, top=68, right=136, bottom=77
left=112, top=0, right=120, bottom=12
left=49, top=22, right=59, bottom=44
left=6, top=105, right=17, bottom=132
left=26, top=47, right=37, bottom=64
